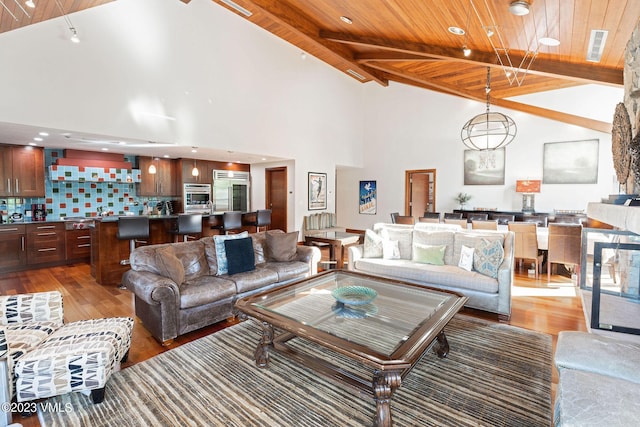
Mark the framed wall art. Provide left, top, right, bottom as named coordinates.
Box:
left=359, top=180, right=377, bottom=214
left=308, top=172, right=327, bottom=210
left=464, top=148, right=505, bottom=185
left=543, top=139, right=599, bottom=184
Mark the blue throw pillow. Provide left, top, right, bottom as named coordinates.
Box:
left=213, top=231, right=249, bottom=275
left=473, top=238, right=504, bottom=278
left=224, top=237, right=256, bottom=275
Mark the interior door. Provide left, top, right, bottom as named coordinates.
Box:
left=405, top=169, right=436, bottom=218
left=266, top=167, right=287, bottom=231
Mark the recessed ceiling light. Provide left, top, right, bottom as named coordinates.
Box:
left=33, top=137, right=43, bottom=142
left=340, top=16, right=352, bottom=24
left=101, top=148, right=109, bottom=151
left=38, top=131, right=49, bottom=136
left=509, top=1, right=530, bottom=16
left=448, top=26, right=465, bottom=36
left=28, top=142, right=37, bottom=146
left=463, top=46, right=472, bottom=57
left=539, top=37, right=560, bottom=47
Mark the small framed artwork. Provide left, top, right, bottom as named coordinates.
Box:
left=464, top=148, right=505, bottom=185
left=308, top=172, right=327, bottom=210
left=359, top=180, right=377, bottom=214
left=543, top=139, right=599, bottom=184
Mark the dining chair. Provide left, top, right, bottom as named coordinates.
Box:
left=394, top=215, right=415, bottom=225
left=490, top=213, right=515, bottom=225
left=522, top=215, right=548, bottom=227
left=467, top=213, right=488, bottom=222
left=547, top=223, right=582, bottom=284
left=508, top=222, right=544, bottom=278
left=418, top=216, right=440, bottom=223
left=443, top=219, right=468, bottom=229
left=421, top=212, right=441, bottom=220
left=443, top=212, right=463, bottom=219
left=472, top=219, right=498, bottom=230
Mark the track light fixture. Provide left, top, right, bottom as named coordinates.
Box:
left=54, top=0, right=80, bottom=43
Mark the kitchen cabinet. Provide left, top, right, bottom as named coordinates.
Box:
left=27, top=223, right=66, bottom=265
left=0, top=145, right=45, bottom=197
left=0, top=224, right=26, bottom=271
left=66, top=228, right=92, bottom=261
left=138, top=157, right=178, bottom=196
left=181, top=158, right=213, bottom=184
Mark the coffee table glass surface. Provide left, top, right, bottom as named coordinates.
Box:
left=242, top=270, right=464, bottom=360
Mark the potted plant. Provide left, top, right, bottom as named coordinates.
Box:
left=455, top=192, right=472, bottom=209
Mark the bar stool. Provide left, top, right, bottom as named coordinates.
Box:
left=248, top=209, right=271, bottom=233
left=171, top=213, right=202, bottom=242
left=116, top=216, right=150, bottom=266
left=212, top=211, right=243, bottom=235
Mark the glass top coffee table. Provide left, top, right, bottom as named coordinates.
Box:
left=235, top=270, right=468, bottom=426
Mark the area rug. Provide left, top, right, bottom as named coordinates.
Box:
left=39, top=315, right=551, bottom=427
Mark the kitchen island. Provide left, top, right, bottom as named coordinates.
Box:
left=91, top=212, right=259, bottom=286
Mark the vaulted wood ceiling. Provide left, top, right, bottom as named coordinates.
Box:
left=1, top=0, right=638, bottom=132
left=210, top=0, right=640, bottom=132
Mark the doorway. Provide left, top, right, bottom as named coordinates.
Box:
left=265, top=167, right=288, bottom=231
left=405, top=169, right=436, bottom=218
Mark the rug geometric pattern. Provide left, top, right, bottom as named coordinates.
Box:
left=39, top=315, right=551, bottom=426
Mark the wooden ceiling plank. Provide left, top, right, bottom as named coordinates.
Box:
left=321, top=30, right=623, bottom=85
left=222, top=0, right=388, bottom=86
left=355, top=52, right=444, bottom=62
left=366, top=61, right=610, bottom=133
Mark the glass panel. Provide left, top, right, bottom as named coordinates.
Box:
left=581, top=228, right=640, bottom=334
left=251, top=272, right=452, bottom=356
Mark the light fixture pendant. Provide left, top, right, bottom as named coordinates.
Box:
left=25, top=0, right=35, bottom=8
left=148, top=157, right=157, bottom=174
left=191, top=160, right=199, bottom=177
left=509, top=1, right=530, bottom=16
left=461, top=67, right=517, bottom=151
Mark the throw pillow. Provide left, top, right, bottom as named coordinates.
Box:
left=412, top=243, right=446, bottom=265
left=224, top=237, right=256, bottom=275
left=458, top=245, right=474, bottom=272
left=154, top=245, right=185, bottom=285
left=474, top=238, right=505, bottom=278
left=266, top=231, right=299, bottom=262
left=213, top=231, right=250, bottom=275
left=382, top=239, right=401, bottom=259
left=363, top=229, right=384, bottom=258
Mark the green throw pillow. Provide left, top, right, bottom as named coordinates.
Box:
left=413, top=243, right=446, bottom=265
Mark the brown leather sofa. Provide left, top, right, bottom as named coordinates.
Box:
left=122, top=230, right=321, bottom=345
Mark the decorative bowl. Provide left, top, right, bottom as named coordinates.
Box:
left=332, top=303, right=378, bottom=319
left=331, top=286, right=378, bottom=305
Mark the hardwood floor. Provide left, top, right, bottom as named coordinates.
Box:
left=1, top=262, right=587, bottom=427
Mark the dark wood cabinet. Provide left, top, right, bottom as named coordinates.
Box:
left=66, top=228, right=91, bottom=261
left=138, top=157, right=178, bottom=196
left=0, top=224, right=26, bottom=271
left=0, top=145, right=45, bottom=197
left=26, top=223, right=66, bottom=265
left=180, top=158, right=213, bottom=184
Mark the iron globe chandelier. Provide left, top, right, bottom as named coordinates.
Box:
left=461, top=67, right=517, bottom=151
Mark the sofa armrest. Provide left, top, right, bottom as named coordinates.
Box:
left=122, top=270, right=181, bottom=307
left=495, top=231, right=515, bottom=318
left=0, top=292, right=64, bottom=327
left=295, top=245, right=322, bottom=275
left=347, top=244, right=364, bottom=271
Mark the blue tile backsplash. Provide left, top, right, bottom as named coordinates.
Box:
left=0, top=149, right=176, bottom=219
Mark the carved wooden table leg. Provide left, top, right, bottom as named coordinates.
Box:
left=373, top=371, right=402, bottom=427
left=433, top=330, right=449, bottom=358
left=254, top=322, right=274, bottom=368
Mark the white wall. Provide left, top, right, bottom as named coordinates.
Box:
left=337, top=82, right=619, bottom=231
left=0, top=0, right=364, bottom=232
left=0, top=0, right=622, bottom=233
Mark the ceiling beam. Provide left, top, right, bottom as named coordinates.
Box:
left=216, top=0, right=387, bottom=86
left=321, top=31, right=623, bottom=87
left=366, top=63, right=612, bottom=134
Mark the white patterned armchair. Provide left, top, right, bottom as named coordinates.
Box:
left=0, top=291, right=133, bottom=425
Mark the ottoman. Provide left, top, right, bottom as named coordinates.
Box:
left=13, top=317, right=133, bottom=403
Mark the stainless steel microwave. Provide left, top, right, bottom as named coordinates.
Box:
left=184, top=183, right=211, bottom=213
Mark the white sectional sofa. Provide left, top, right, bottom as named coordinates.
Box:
left=347, top=222, right=514, bottom=320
